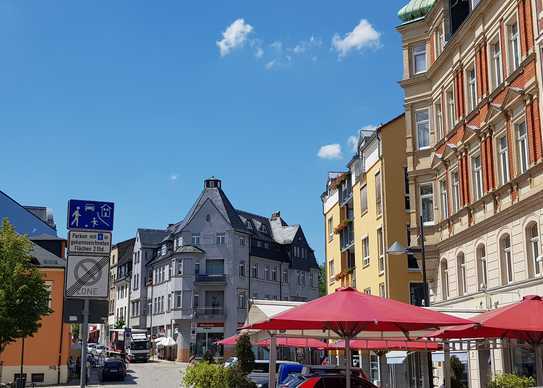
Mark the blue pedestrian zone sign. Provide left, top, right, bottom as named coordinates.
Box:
left=67, top=200, right=114, bottom=231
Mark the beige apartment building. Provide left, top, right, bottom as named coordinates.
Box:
left=397, top=0, right=543, bottom=385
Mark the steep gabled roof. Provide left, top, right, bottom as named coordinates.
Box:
left=137, top=228, right=168, bottom=247
left=0, top=190, right=58, bottom=237
left=174, top=185, right=246, bottom=233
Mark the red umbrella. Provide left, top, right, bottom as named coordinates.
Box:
left=330, top=339, right=442, bottom=351
left=429, top=295, right=543, bottom=343
left=428, top=295, right=543, bottom=385
left=244, top=287, right=472, bottom=388
left=257, top=337, right=328, bottom=349
left=215, top=335, right=240, bottom=346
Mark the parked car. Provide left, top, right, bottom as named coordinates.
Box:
left=300, top=365, right=368, bottom=380
left=91, top=344, right=106, bottom=357
left=277, top=363, right=303, bottom=385
left=293, top=373, right=378, bottom=387
left=279, top=373, right=305, bottom=387
left=99, top=358, right=127, bottom=381
left=247, top=360, right=300, bottom=388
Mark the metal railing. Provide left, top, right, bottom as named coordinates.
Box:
left=193, top=306, right=225, bottom=319
left=194, top=274, right=226, bottom=283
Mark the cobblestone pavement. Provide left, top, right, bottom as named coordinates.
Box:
left=55, top=360, right=187, bottom=388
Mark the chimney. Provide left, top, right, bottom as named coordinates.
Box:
left=204, top=177, right=222, bottom=189
left=271, top=211, right=281, bottom=219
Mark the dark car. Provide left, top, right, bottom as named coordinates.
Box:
left=100, top=358, right=127, bottom=381
left=294, top=373, right=378, bottom=388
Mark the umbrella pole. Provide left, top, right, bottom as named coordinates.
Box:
left=536, top=343, right=543, bottom=386
left=378, top=351, right=389, bottom=388
left=268, top=334, right=277, bottom=388
left=345, top=336, right=351, bottom=388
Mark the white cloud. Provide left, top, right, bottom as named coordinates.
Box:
left=169, top=174, right=178, bottom=182
left=318, top=144, right=343, bottom=160
left=255, top=46, right=264, bottom=58
left=290, top=36, right=323, bottom=54
left=217, top=19, right=254, bottom=57
left=332, top=19, right=381, bottom=58
left=347, top=124, right=377, bottom=152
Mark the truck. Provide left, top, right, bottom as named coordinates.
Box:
left=109, top=328, right=150, bottom=362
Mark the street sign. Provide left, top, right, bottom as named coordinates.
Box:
left=68, top=231, right=112, bottom=256
left=67, top=199, right=114, bottom=231
left=65, top=255, right=109, bottom=299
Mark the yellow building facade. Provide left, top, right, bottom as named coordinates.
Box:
left=322, top=114, right=423, bottom=304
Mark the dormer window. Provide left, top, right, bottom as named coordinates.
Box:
left=246, top=220, right=253, bottom=230
left=161, top=244, right=167, bottom=256
left=260, top=224, right=268, bottom=233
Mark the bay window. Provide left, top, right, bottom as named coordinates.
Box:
left=419, top=183, right=434, bottom=225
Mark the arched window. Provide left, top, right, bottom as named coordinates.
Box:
left=441, top=259, right=449, bottom=301
left=476, top=244, right=488, bottom=290
left=500, top=234, right=513, bottom=284
left=526, top=222, right=542, bottom=278
left=457, top=253, right=467, bottom=296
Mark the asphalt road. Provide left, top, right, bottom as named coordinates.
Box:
left=56, top=360, right=187, bottom=388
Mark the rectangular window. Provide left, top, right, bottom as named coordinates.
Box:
left=447, top=88, right=456, bottom=130
left=283, top=269, right=288, bottom=283
left=508, top=21, right=521, bottom=72
left=377, top=228, right=384, bottom=273
left=467, top=66, right=477, bottom=111
left=239, top=262, right=246, bottom=277
left=435, top=25, right=444, bottom=57
left=364, top=287, right=372, bottom=295
left=362, top=236, right=370, bottom=267
left=375, top=171, right=382, bottom=216
left=216, top=232, right=225, bottom=245
left=272, top=266, right=278, bottom=281
left=415, top=108, right=430, bottom=149
left=412, top=43, right=427, bottom=74
left=491, top=38, right=503, bottom=89
left=193, top=293, right=199, bottom=308
left=206, top=259, right=224, bottom=275
left=379, top=283, right=386, bottom=298
left=498, top=135, right=510, bottom=185
left=440, top=179, right=449, bottom=219
left=435, top=100, right=444, bottom=140
left=194, top=262, right=200, bottom=275
left=472, top=155, right=483, bottom=200
left=328, top=260, right=334, bottom=279
left=240, top=236, right=246, bottom=247
left=191, top=233, right=200, bottom=245
left=175, top=291, right=182, bottom=308
left=452, top=171, right=460, bottom=213
left=251, top=263, right=258, bottom=278
left=419, top=183, right=434, bottom=224
left=327, top=217, right=334, bottom=241
left=360, top=185, right=368, bottom=214
left=516, top=120, right=529, bottom=174
left=238, top=290, right=247, bottom=309
left=265, top=265, right=270, bottom=281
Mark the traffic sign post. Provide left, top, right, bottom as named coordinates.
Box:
left=66, top=199, right=114, bottom=388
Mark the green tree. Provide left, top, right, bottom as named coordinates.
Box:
left=114, top=319, right=126, bottom=329
left=235, top=334, right=255, bottom=375
left=450, top=355, right=467, bottom=388
left=488, top=373, right=535, bottom=388
left=318, top=263, right=327, bottom=296
left=0, top=219, right=52, bottom=354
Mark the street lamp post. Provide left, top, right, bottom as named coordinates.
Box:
left=388, top=215, right=433, bottom=388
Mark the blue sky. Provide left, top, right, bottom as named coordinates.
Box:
left=0, top=0, right=407, bottom=262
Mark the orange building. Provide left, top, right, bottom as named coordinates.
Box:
left=0, top=243, right=71, bottom=386
left=0, top=192, right=72, bottom=386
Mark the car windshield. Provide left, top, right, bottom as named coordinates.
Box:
left=131, top=341, right=148, bottom=350
left=252, top=362, right=269, bottom=373
left=104, top=361, right=122, bottom=367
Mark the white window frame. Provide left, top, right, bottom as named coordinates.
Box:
left=328, top=217, right=334, bottom=241
left=441, top=260, right=449, bottom=300
left=498, top=134, right=510, bottom=185
left=440, top=179, right=449, bottom=220
left=467, top=66, right=477, bottom=112
left=516, top=119, right=529, bottom=174
left=375, top=171, right=382, bottom=216
left=360, top=185, right=368, bottom=214
left=457, top=253, right=467, bottom=296
left=477, top=245, right=488, bottom=290
left=191, top=233, right=200, bottom=245
left=377, top=228, right=384, bottom=274
left=472, top=154, right=483, bottom=200
left=415, top=108, right=431, bottom=150
left=528, top=224, right=542, bottom=277
left=419, top=183, right=435, bottom=225
left=412, top=42, right=427, bottom=75
left=507, top=18, right=521, bottom=73
left=501, top=235, right=514, bottom=284
left=435, top=100, right=444, bottom=140
left=446, top=87, right=456, bottom=130
left=362, top=236, right=370, bottom=267
left=216, top=232, right=225, bottom=245
left=490, top=36, right=503, bottom=89
left=328, top=259, right=335, bottom=281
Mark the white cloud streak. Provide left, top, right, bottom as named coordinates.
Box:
left=332, top=19, right=381, bottom=58
left=318, top=144, right=343, bottom=160
left=217, top=19, right=254, bottom=57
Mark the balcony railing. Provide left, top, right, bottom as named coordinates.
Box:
left=193, top=307, right=225, bottom=319
left=195, top=274, right=226, bottom=284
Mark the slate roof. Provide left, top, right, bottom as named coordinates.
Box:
left=30, top=242, right=65, bottom=267
left=137, top=228, right=168, bottom=246
left=176, top=245, right=205, bottom=254
left=116, top=238, right=135, bottom=265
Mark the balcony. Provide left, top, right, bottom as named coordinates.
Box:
left=194, top=274, right=227, bottom=285
left=193, top=307, right=226, bottom=320
left=340, top=224, right=355, bottom=251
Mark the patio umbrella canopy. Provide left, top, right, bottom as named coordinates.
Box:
left=429, top=295, right=543, bottom=343
left=215, top=335, right=240, bottom=346
left=330, top=339, right=442, bottom=351
left=257, top=337, right=328, bottom=349
left=244, top=287, right=472, bottom=388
